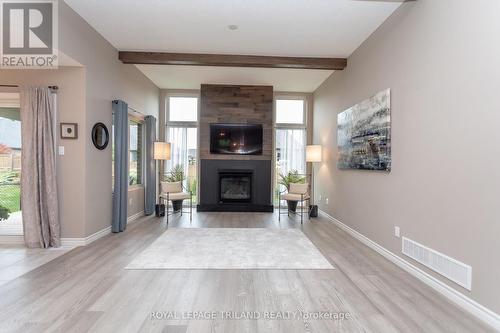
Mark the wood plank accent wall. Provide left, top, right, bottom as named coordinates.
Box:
left=200, top=84, right=273, bottom=160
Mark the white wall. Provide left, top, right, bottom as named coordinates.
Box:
left=313, top=0, right=500, bottom=314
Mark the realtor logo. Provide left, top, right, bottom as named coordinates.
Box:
left=1, top=0, right=58, bottom=68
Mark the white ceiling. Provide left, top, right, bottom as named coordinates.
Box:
left=65, top=0, right=402, bottom=90
left=137, top=65, right=334, bottom=92
left=65, top=0, right=401, bottom=57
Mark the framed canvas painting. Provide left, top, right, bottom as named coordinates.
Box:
left=337, top=89, right=391, bottom=171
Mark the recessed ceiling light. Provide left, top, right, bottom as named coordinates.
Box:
left=227, top=25, right=238, bottom=31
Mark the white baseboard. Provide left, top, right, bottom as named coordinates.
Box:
left=59, top=213, right=146, bottom=248
left=85, top=225, right=112, bottom=244
left=4, top=212, right=147, bottom=248
left=318, top=210, right=500, bottom=331
left=61, top=225, right=111, bottom=247
left=128, top=212, right=145, bottom=224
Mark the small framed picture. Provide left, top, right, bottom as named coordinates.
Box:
left=60, top=123, right=78, bottom=139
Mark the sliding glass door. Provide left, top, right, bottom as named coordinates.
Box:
left=0, top=93, right=22, bottom=231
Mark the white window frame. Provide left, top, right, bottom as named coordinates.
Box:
left=274, top=95, right=307, bottom=129
left=165, top=91, right=200, bottom=201
left=166, top=91, right=200, bottom=127
left=128, top=110, right=145, bottom=189
left=273, top=93, right=310, bottom=206
left=0, top=90, right=23, bottom=235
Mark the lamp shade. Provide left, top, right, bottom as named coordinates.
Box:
left=154, top=142, right=171, bottom=160
left=306, top=145, right=322, bottom=162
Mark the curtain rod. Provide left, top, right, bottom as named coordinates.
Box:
left=0, top=84, right=59, bottom=90
left=113, top=100, right=146, bottom=118
left=128, top=106, right=144, bottom=115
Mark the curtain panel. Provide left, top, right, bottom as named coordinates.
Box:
left=112, top=100, right=129, bottom=232
left=20, top=86, right=60, bottom=248
left=276, top=128, right=306, bottom=175
left=166, top=127, right=189, bottom=176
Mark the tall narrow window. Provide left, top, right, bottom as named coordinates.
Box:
left=275, top=128, right=306, bottom=174
left=165, top=94, right=199, bottom=203
left=129, top=119, right=143, bottom=186
left=274, top=97, right=307, bottom=204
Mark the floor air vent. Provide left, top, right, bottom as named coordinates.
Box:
left=402, top=237, right=472, bottom=290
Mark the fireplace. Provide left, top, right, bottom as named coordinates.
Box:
left=198, top=160, right=272, bottom=212
left=219, top=170, right=252, bottom=203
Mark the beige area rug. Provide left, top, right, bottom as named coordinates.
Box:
left=126, top=228, right=333, bottom=270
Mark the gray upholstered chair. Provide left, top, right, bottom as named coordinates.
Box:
left=159, top=181, right=192, bottom=223
left=278, top=183, right=310, bottom=224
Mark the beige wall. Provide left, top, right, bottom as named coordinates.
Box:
left=0, top=68, right=86, bottom=238
left=1, top=2, right=159, bottom=238
left=313, top=0, right=500, bottom=314
left=128, top=187, right=145, bottom=218
left=59, top=2, right=160, bottom=236
left=0, top=2, right=159, bottom=239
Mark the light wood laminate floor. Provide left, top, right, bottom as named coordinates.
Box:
left=0, top=245, right=71, bottom=287
left=0, top=212, right=492, bottom=333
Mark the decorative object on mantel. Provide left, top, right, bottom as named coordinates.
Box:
left=60, top=123, right=78, bottom=139
left=91, top=122, right=109, bottom=150
left=306, top=145, right=322, bottom=217
left=337, top=89, right=391, bottom=171
left=153, top=142, right=171, bottom=217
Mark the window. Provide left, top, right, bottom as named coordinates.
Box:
left=165, top=95, right=199, bottom=203
left=274, top=97, right=307, bottom=204
left=169, top=97, right=198, bottom=122
left=129, top=119, right=143, bottom=186
left=275, top=129, right=306, bottom=175
left=0, top=93, right=22, bottom=226
left=276, top=99, right=304, bottom=124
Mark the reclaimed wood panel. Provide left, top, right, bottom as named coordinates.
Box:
left=200, top=84, right=273, bottom=160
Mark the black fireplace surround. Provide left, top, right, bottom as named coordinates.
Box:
left=198, top=159, right=273, bottom=212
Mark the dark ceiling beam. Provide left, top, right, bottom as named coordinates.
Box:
left=118, top=51, right=347, bottom=70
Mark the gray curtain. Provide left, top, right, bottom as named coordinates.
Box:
left=144, top=115, right=156, bottom=215
left=20, top=86, right=60, bottom=248
left=112, top=100, right=129, bottom=233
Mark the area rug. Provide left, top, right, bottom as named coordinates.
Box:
left=125, top=228, right=333, bottom=270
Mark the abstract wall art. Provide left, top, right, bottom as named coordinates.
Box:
left=337, top=89, right=391, bottom=171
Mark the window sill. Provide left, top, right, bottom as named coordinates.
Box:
left=128, top=185, right=144, bottom=191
